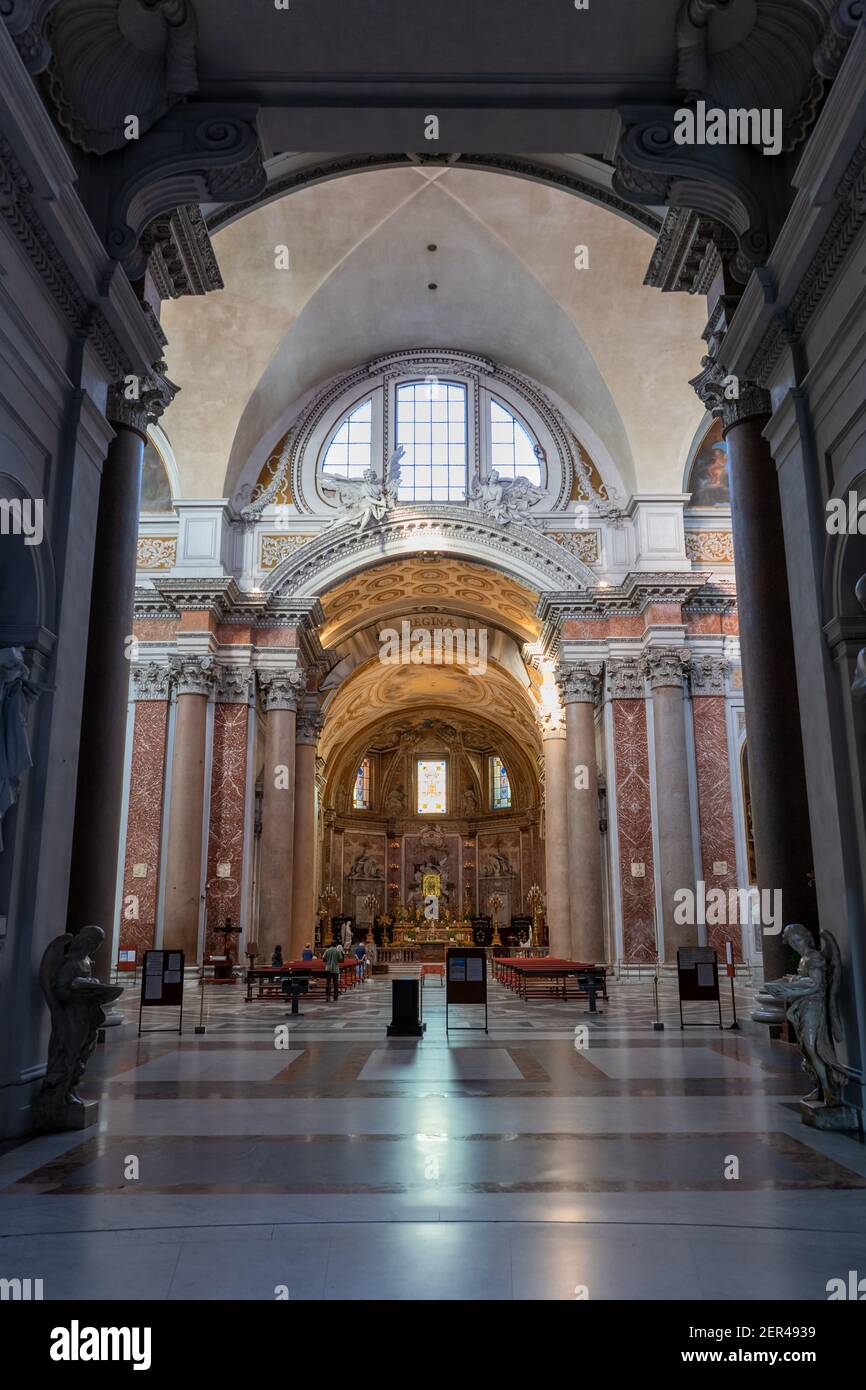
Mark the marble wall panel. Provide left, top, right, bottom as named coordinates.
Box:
left=692, top=697, right=742, bottom=958
left=204, top=703, right=250, bottom=956
left=121, top=701, right=169, bottom=956
left=612, top=699, right=657, bottom=962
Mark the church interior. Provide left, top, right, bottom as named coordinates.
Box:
left=1, top=0, right=866, bottom=1327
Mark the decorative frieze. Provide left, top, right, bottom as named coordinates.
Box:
left=605, top=659, right=644, bottom=701
left=258, top=669, right=306, bottom=713
left=137, top=536, right=176, bottom=570
left=642, top=648, right=690, bottom=690
left=131, top=662, right=172, bottom=701
left=556, top=662, right=603, bottom=706
left=685, top=531, right=734, bottom=563
left=259, top=533, right=316, bottom=570
left=547, top=531, right=601, bottom=564
left=689, top=654, right=730, bottom=696
left=169, top=654, right=215, bottom=697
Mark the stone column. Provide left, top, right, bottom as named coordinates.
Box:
left=162, top=656, right=215, bottom=962
left=257, top=671, right=305, bottom=961
left=290, top=712, right=323, bottom=959
left=557, top=663, right=605, bottom=962
left=67, top=368, right=175, bottom=978
left=643, top=648, right=696, bottom=959
left=540, top=711, right=571, bottom=956
left=723, top=387, right=817, bottom=980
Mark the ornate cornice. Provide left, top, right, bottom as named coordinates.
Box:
left=131, top=661, right=171, bottom=701
left=258, top=669, right=306, bottom=713
left=537, top=572, right=709, bottom=627
left=556, top=662, right=604, bottom=707
left=151, top=577, right=240, bottom=619
left=605, top=659, right=644, bottom=701
left=264, top=506, right=597, bottom=598
left=169, top=654, right=215, bottom=697
left=214, top=666, right=254, bottom=704
left=107, top=359, right=178, bottom=437
left=642, top=647, right=691, bottom=689
left=141, top=204, right=224, bottom=301
left=689, top=653, right=729, bottom=695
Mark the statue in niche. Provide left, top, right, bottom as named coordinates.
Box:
left=349, top=845, right=383, bottom=878
left=385, top=785, right=406, bottom=816
left=33, top=926, right=123, bottom=1133
left=461, top=785, right=478, bottom=816
left=320, top=448, right=404, bottom=531
left=763, top=924, right=858, bottom=1129
left=468, top=468, right=545, bottom=527
left=0, top=647, right=44, bottom=852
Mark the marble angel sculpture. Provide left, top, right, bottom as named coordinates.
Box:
left=763, top=923, right=857, bottom=1125
left=0, top=646, right=44, bottom=851
left=468, top=468, right=545, bottom=526
left=320, top=446, right=405, bottom=531
left=33, top=926, right=124, bottom=1132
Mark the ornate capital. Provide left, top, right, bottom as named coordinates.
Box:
left=258, top=669, right=306, bottom=713
left=108, top=360, right=179, bottom=437
left=605, top=659, right=644, bottom=701
left=214, top=666, right=254, bottom=704
left=131, top=662, right=171, bottom=701
left=556, top=662, right=603, bottom=706
left=642, top=648, right=691, bottom=690
left=720, top=380, right=772, bottom=432
left=537, top=708, right=566, bottom=740
left=689, top=654, right=729, bottom=695
left=170, top=654, right=215, bottom=697
left=296, top=712, right=324, bottom=746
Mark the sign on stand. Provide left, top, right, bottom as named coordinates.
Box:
left=138, top=950, right=185, bottom=1036
left=675, top=947, right=722, bottom=1030
left=446, top=947, right=488, bottom=1033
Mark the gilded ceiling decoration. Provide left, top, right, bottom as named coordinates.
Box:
left=318, top=557, right=541, bottom=647
left=250, top=431, right=293, bottom=506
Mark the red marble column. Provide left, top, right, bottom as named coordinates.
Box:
left=608, top=660, right=657, bottom=963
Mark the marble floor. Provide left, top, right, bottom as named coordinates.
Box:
left=2, top=970, right=865, bottom=1301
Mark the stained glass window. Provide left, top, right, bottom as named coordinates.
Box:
left=491, top=755, right=512, bottom=810
left=322, top=399, right=373, bottom=479
left=490, top=399, right=541, bottom=485
left=353, top=758, right=370, bottom=810
left=396, top=380, right=467, bottom=502
left=417, top=758, right=447, bottom=814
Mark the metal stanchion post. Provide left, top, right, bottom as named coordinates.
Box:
left=195, top=966, right=207, bottom=1034
left=652, top=970, right=664, bottom=1031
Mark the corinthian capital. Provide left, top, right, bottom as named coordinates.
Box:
left=131, top=662, right=172, bottom=701
left=556, top=662, right=603, bottom=706
left=214, top=666, right=254, bottom=704
left=108, top=360, right=179, bottom=437
left=689, top=654, right=729, bottom=696
left=258, top=669, right=306, bottom=713
left=296, top=712, right=324, bottom=746
left=642, top=648, right=690, bottom=690
left=605, top=659, right=644, bottom=700
left=170, top=654, right=215, bottom=697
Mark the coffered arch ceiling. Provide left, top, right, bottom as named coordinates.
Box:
left=318, top=652, right=542, bottom=768
left=160, top=165, right=708, bottom=503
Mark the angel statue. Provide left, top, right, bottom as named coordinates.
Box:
left=763, top=923, right=858, bottom=1129
left=320, top=446, right=405, bottom=531
left=468, top=469, right=545, bottom=527
left=32, top=926, right=124, bottom=1133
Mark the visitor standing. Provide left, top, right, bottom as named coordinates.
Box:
left=323, top=940, right=343, bottom=1001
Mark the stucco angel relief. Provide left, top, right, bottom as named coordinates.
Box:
left=320, top=448, right=405, bottom=531
left=468, top=469, right=545, bottom=527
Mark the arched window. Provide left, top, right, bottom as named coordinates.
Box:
left=490, top=755, right=512, bottom=810
left=353, top=758, right=371, bottom=810
left=322, top=399, right=373, bottom=479
left=396, top=380, right=467, bottom=502
left=417, top=758, right=447, bottom=814
left=489, top=400, right=542, bottom=485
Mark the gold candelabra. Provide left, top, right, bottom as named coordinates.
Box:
left=526, top=883, right=545, bottom=947
left=489, top=893, right=504, bottom=946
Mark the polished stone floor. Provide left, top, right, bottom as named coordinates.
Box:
left=2, top=970, right=865, bottom=1300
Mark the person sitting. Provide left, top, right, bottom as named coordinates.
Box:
left=271, top=944, right=284, bottom=969
left=301, top=942, right=314, bottom=961
left=353, top=939, right=367, bottom=982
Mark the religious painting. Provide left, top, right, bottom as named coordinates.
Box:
left=141, top=439, right=173, bottom=512
left=686, top=418, right=731, bottom=507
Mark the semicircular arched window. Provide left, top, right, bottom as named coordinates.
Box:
left=489, top=399, right=542, bottom=486
left=321, top=398, right=373, bottom=479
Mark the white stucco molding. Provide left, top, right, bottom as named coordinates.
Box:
left=262, top=505, right=597, bottom=599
